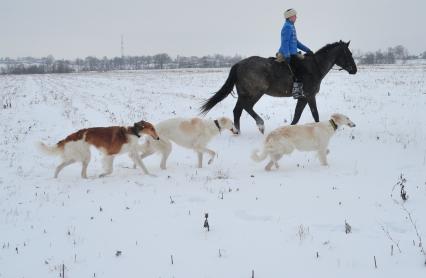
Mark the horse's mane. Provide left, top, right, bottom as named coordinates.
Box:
left=315, top=42, right=342, bottom=55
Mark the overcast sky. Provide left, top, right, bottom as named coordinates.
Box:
left=1, top=0, right=425, bottom=59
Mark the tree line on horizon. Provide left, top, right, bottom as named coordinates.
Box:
left=1, top=45, right=426, bottom=75
left=357, top=45, right=425, bottom=65
left=0, top=53, right=243, bottom=75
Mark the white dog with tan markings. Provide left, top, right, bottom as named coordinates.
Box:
left=38, top=120, right=159, bottom=178
left=138, top=116, right=237, bottom=169
left=251, top=113, right=356, bottom=171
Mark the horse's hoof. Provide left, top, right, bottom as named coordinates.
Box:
left=258, top=125, right=265, bottom=134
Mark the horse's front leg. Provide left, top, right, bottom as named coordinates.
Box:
left=291, top=98, right=308, bottom=125
left=307, top=96, right=319, bottom=122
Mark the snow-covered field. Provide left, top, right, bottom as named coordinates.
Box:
left=1, top=65, right=425, bottom=277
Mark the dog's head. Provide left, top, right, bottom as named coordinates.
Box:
left=133, top=120, right=160, bottom=140
left=330, top=113, right=356, bottom=128
left=216, top=117, right=238, bottom=134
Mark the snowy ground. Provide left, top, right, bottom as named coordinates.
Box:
left=1, top=65, right=425, bottom=278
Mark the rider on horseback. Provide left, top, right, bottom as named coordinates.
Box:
left=276, top=8, right=313, bottom=99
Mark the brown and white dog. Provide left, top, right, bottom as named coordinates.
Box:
left=138, top=117, right=237, bottom=169
left=251, top=113, right=356, bottom=171
left=38, top=120, right=159, bottom=178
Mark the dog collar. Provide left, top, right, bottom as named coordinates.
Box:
left=214, top=120, right=221, bottom=132
left=131, top=126, right=141, bottom=137
left=329, top=119, right=338, bottom=131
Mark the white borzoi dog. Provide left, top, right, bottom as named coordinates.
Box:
left=38, top=120, right=159, bottom=178
left=251, top=113, right=356, bottom=171
left=137, top=116, right=237, bottom=169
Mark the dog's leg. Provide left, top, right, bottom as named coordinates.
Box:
left=194, top=147, right=216, bottom=166
left=317, top=149, right=328, bottom=166
left=206, top=149, right=216, bottom=165
left=130, top=152, right=151, bottom=175
left=140, top=150, right=155, bottom=159
left=54, top=159, right=75, bottom=178
left=273, top=154, right=283, bottom=169
left=133, top=149, right=155, bottom=169
left=99, top=155, right=114, bottom=177
left=134, top=141, right=155, bottom=169
left=197, top=151, right=203, bottom=168
left=160, top=140, right=172, bottom=170
left=265, top=160, right=274, bottom=171
left=81, top=159, right=89, bottom=179
left=81, top=151, right=91, bottom=179
left=198, top=147, right=216, bottom=165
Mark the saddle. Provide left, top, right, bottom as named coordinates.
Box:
left=271, top=54, right=306, bottom=99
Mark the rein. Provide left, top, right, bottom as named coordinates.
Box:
left=313, top=44, right=349, bottom=75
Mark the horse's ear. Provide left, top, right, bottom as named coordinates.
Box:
left=346, top=41, right=351, bottom=47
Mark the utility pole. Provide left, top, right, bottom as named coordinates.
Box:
left=121, top=35, right=124, bottom=58
left=121, top=34, right=125, bottom=70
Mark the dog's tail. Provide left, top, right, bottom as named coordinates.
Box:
left=251, top=148, right=268, bottom=162
left=37, top=142, right=62, bottom=156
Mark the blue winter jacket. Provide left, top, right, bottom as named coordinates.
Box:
left=278, top=20, right=311, bottom=58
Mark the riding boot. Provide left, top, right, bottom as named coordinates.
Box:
left=292, top=80, right=305, bottom=99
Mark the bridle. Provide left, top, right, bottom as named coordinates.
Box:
left=336, top=44, right=355, bottom=73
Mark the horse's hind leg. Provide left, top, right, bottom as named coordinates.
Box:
left=245, top=106, right=265, bottom=134
left=291, top=98, right=308, bottom=125
left=233, top=98, right=244, bottom=134
left=242, top=95, right=265, bottom=134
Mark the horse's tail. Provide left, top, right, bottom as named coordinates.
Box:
left=251, top=148, right=268, bottom=162
left=200, top=64, right=238, bottom=115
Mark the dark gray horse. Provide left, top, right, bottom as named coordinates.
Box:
left=200, top=41, right=357, bottom=134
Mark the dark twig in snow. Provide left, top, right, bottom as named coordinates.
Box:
left=391, top=174, right=408, bottom=201
left=400, top=203, right=426, bottom=261
left=379, top=224, right=402, bottom=253
left=345, top=220, right=352, bottom=234
left=204, top=213, right=210, bottom=231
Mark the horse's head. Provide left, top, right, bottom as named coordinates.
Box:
left=335, top=41, right=357, bottom=74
